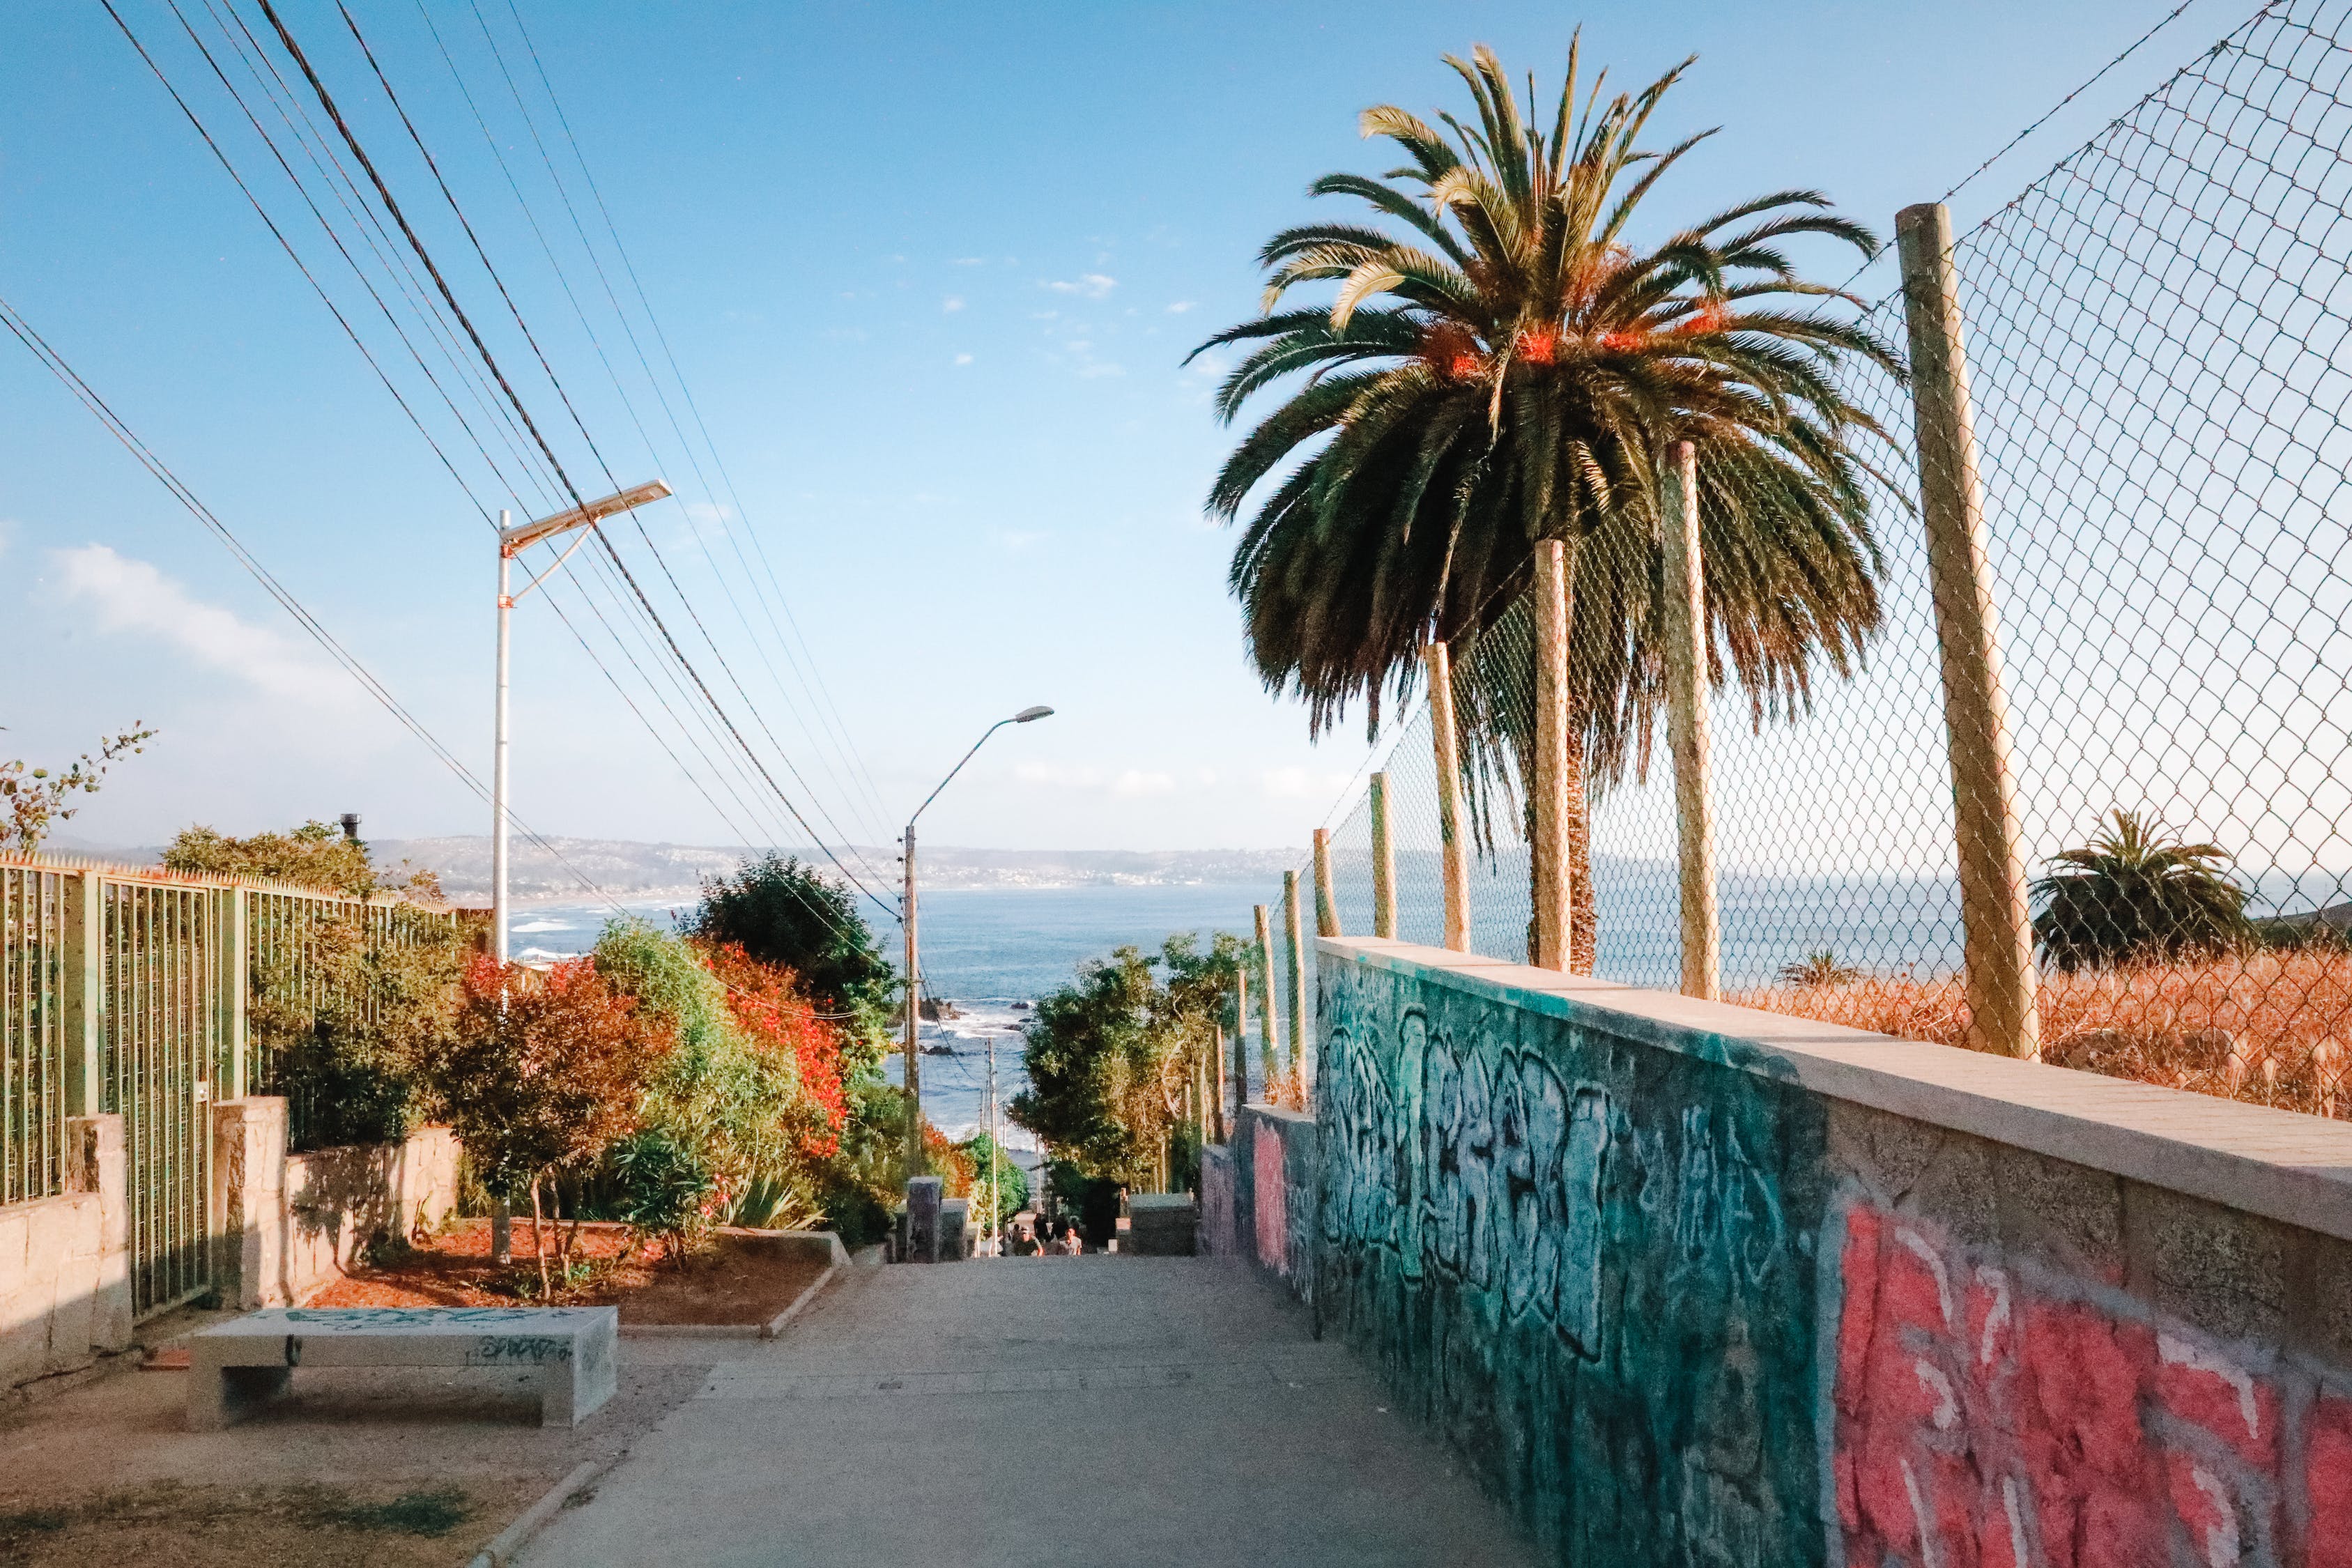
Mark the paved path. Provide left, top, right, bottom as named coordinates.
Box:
left=520, top=1254, right=1535, bottom=1567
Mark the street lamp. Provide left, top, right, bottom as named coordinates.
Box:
left=903, top=704, right=1053, bottom=1174
left=492, top=481, right=670, bottom=964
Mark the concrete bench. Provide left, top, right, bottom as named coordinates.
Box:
left=187, top=1306, right=618, bottom=1431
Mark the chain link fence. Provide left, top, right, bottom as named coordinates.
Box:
left=1258, top=0, right=2352, bottom=1124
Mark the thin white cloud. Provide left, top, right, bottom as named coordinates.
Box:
left=953, top=352, right=974, bottom=366
left=1261, top=766, right=1354, bottom=803
left=1043, top=273, right=1116, bottom=299
left=990, top=528, right=1043, bottom=551
left=52, top=544, right=344, bottom=704
left=1166, top=300, right=1197, bottom=314
left=682, top=501, right=735, bottom=525
left=1012, top=761, right=1173, bottom=797
left=951, top=256, right=985, bottom=266
left=942, top=295, right=965, bottom=313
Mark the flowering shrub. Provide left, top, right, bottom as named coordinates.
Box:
left=698, top=940, right=851, bottom=1158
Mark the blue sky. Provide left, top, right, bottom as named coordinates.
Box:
left=1, top=0, right=2223, bottom=860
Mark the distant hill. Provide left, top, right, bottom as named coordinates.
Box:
left=46, top=835, right=1305, bottom=904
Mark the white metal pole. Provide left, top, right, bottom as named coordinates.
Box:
left=904, top=824, right=923, bottom=1173
left=985, top=1033, right=998, bottom=1257
left=493, top=514, right=512, bottom=968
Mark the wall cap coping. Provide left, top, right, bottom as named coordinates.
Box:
left=1238, top=1102, right=1315, bottom=1129
left=1322, top=935, right=2352, bottom=1245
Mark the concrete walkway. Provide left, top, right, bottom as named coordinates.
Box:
left=520, top=1254, right=1535, bottom=1567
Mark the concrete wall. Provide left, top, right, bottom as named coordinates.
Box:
left=1287, top=937, right=2352, bottom=1567
left=281, top=1126, right=461, bottom=1305
left=0, top=1117, right=131, bottom=1393
left=3, top=1103, right=461, bottom=1391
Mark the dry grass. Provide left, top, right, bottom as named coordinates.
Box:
left=1731, top=951, right=2352, bottom=1119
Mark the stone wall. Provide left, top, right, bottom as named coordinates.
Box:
left=1291, top=936, right=2352, bottom=1567
left=0, top=1117, right=131, bottom=1393
left=3, top=1102, right=461, bottom=1396
left=282, top=1126, right=461, bottom=1305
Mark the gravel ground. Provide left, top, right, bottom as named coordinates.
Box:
left=0, top=1316, right=712, bottom=1568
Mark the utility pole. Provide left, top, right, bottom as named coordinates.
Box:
left=903, top=705, right=1055, bottom=1174
left=492, top=479, right=670, bottom=966
left=903, top=824, right=921, bottom=1172
left=985, top=1031, right=998, bottom=1257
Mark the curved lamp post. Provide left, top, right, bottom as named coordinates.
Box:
left=903, top=705, right=1054, bottom=1173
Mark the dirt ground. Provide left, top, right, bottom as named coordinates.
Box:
left=0, top=1302, right=712, bottom=1568
left=311, top=1220, right=829, bottom=1325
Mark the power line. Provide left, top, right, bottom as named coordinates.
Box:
left=102, top=0, right=887, bottom=949
left=490, top=0, right=902, bottom=840
left=249, top=0, right=900, bottom=923
left=0, top=288, right=627, bottom=918
left=419, top=2, right=905, bottom=875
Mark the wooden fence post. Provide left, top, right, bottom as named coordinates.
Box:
left=1369, top=773, right=1398, bottom=939
left=1210, top=1024, right=1228, bottom=1144
left=1233, top=968, right=1252, bottom=1113
left=1424, top=642, right=1473, bottom=953
left=1312, top=829, right=1339, bottom=937
left=1897, top=201, right=2040, bottom=1060
left=1252, top=904, right=1282, bottom=1091
left=1532, top=541, right=1571, bottom=970
left=1282, top=870, right=1307, bottom=1096
left=1662, top=440, right=1721, bottom=1001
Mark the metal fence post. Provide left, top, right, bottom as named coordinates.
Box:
left=1252, top=903, right=1282, bottom=1092
left=1897, top=200, right=2040, bottom=1061
left=1282, top=869, right=1307, bottom=1093
left=1424, top=641, right=1473, bottom=953
left=1532, top=540, right=1572, bottom=970
left=61, top=870, right=102, bottom=1118
left=223, top=888, right=249, bottom=1099
left=1312, top=828, right=1339, bottom=937
left=1369, top=772, right=1398, bottom=939
left=1662, top=440, right=1721, bottom=1001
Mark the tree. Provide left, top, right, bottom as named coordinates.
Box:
left=1193, top=43, right=1898, bottom=964
left=1010, top=933, right=1244, bottom=1187
left=2031, top=810, right=2253, bottom=971
left=686, top=854, right=897, bottom=1040
left=429, top=958, right=673, bottom=1293
left=1777, top=949, right=1859, bottom=987
left=249, top=909, right=466, bottom=1151
left=165, top=820, right=442, bottom=899
left=0, top=724, right=154, bottom=852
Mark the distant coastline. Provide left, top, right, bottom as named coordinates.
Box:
left=42, top=834, right=1307, bottom=907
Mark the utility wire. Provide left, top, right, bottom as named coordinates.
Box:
left=416, top=0, right=901, bottom=875
left=492, top=0, right=900, bottom=839
left=249, top=0, right=899, bottom=923
left=105, top=0, right=876, bottom=944
left=0, top=289, right=627, bottom=918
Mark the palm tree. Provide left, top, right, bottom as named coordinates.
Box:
left=1193, top=43, right=1901, bottom=967
left=1778, top=950, right=1861, bottom=987
left=2032, top=810, right=2252, bottom=971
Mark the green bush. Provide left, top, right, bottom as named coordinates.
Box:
left=605, top=1130, right=714, bottom=1261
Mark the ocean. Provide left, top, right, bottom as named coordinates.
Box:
left=506, top=882, right=1273, bottom=1150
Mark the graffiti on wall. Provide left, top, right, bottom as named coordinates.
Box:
left=1831, top=1199, right=2352, bottom=1568
left=1314, top=969, right=1821, bottom=1566
left=1252, top=1121, right=1286, bottom=1271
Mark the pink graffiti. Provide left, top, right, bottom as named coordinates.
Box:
left=1254, top=1124, right=1287, bottom=1272
left=1832, top=1201, right=2351, bottom=1567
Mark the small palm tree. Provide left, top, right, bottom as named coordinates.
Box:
left=2031, top=810, right=2252, bottom=971
left=1778, top=950, right=1860, bottom=987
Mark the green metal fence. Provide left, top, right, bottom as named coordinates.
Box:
left=1, top=863, right=68, bottom=1207
left=0, top=854, right=455, bottom=1318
